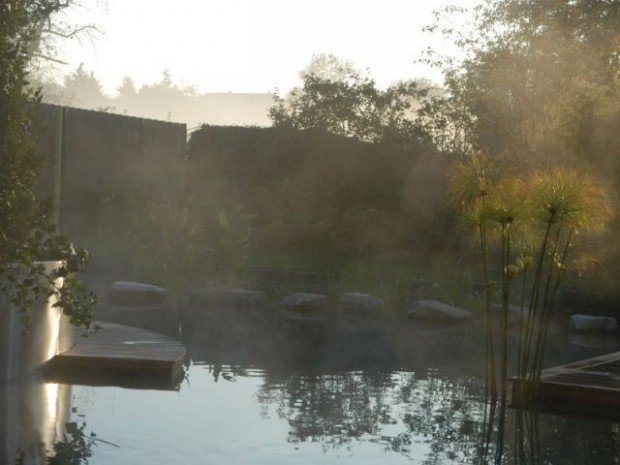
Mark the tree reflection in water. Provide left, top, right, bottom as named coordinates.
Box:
left=184, top=323, right=620, bottom=464
left=257, top=366, right=487, bottom=461
left=259, top=371, right=395, bottom=447
left=255, top=361, right=620, bottom=464
left=478, top=400, right=620, bottom=465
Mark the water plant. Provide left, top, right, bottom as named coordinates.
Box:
left=14, top=420, right=102, bottom=465
left=448, top=153, right=613, bottom=402
left=208, top=204, right=256, bottom=286
left=122, top=192, right=207, bottom=296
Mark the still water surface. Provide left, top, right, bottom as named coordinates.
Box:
left=4, top=322, right=620, bottom=464
left=67, top=335, right=620, bottom=465
left=73, top=365, right=481, bottom=464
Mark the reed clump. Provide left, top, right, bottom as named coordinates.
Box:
left=448, top=153, right=613, bottom=402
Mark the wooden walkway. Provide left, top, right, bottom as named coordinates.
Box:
left=45, top=322, right=186, bottom=390
left=512, top=351, right=620, bottom=419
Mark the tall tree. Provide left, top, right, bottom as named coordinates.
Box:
left=1, top=0, right=61, bottom=260
left=116, top=75, right=138, bottom=98
left=422, top=0, right=620, bottom=169
left=270, top=54, right=431, bottom=150
left=62, top=63, right=110, bottom=109
left=139, top=69, right=196, bottom=99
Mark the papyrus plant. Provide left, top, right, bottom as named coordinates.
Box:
left=449, top=154, right=612, bottom=402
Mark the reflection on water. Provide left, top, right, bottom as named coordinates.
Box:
left=0, top=379, right=71, bottom=464
left=63, top=363, right=620, bottom=464
left=62, top=332, right=620, bottom=465
left=3, top=325, right=620, bottom=464
left=479, top=401, right=620, bottom=465
left=257, top=368, right=485, bottom=462
left=12, top=420, right=98, bottom=465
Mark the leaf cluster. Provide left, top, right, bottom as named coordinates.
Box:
left=448, top=154, right=613, bottom=269
left=14, top=420, right=97, bottom=465
left=1, top=0, right=97, bottom=330
left=449, top=152, right=613, bottom=400
left=269, top=54, right=431, bottom=150
left=423, top=0, right=620, bottom=170
left=47, top=421, right=96, bottom=465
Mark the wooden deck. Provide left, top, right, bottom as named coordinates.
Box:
left=511, top=351, right=620, bottom=419
left=45, top=322, right=186, bottom=390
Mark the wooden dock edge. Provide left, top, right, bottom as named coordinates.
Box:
left=44, top=322, right=187, bottom=391
left=510, top=351, right=620, bottom=420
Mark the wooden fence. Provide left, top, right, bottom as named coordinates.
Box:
left=36, top=104, right=187, bottom=250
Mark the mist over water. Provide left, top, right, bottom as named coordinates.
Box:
left=57, top=322, right=620, bottom=464
left=4, top=1, right=620, bottom=464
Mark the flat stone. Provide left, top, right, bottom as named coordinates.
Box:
left=406, top=299, right=472, bottom=324
left=340, top=292, right=383, bottom=313
left=281, top=292, right=330, bottom=313
left=109, top=281, right=168, bottom=306
left=569, top=314, right=618, bottom=332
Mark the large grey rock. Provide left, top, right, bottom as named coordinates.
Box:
left=182, top=287, right=268, bottom=341
left=188, top=287, right=266, bottom=310
left=280, top=293, right=333, bottom=334
left=109, top=281, right=168, bottom=306
left=340, top=292, right=383, bottom=314
left=406, top=300, right=472, bottom=324
left=103, top=282, right=177, bottom=335
left=569, top=314, right=618, bottom=332
left=338, top=293, right=386, bottom=334
left=281, top=292, right=330, bottom=313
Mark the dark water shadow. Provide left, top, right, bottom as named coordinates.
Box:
left=477, top=398, right=620, bottom=465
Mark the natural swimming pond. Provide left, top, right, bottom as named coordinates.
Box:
left=3, top=324, right=620, bottom=465
left=68, top=364, right=620, bottom=464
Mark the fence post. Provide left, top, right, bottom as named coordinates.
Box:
left=53, top=106, right=65, bottom=233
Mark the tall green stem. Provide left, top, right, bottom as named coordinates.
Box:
left=529, top=223, right=563, bottom=384
left=533, top=227, right=573, bottom=380
left=480, top=223, right=497, bottom=400
left=500, top=221, right=511, bottom=401
left=516, top=268, right=528, bottom=377
left=519, top=217, right=553, bottom=398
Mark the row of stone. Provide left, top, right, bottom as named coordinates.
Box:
left=104, top=281, right=618, bottom=332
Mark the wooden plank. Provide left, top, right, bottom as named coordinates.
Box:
left=511, top=351, right=620, bottom=419
left=45, top=322, right=186, bottom=390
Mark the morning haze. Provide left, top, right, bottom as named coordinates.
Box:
left=2, top=0, right=620, bottom=464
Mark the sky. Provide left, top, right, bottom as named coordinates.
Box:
left=51, top=0, right=477, bottom=96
